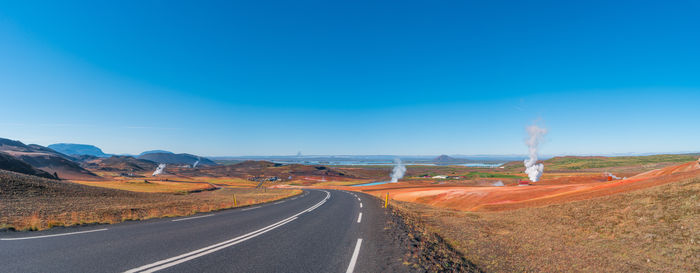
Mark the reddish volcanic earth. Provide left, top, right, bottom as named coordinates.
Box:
left=347, top=161, right=700, bottom=212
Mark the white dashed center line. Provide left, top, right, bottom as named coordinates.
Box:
left=345, top=238, right=363, bottom=273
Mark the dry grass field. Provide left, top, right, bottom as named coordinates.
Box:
left=72, top=179, right=217, bottom=193
left=390, top=176, right=699, bottom=272
left=0, top=170, right=300, bottom=231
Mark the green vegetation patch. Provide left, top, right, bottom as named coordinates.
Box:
left=544, top=154, right=699, bottom=170
left=464, top=172, right=521, bottom=179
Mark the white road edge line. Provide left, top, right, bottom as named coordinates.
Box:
left=346, top=238, right=363, bottom=273
left=171, top=214, right=215, bottom=222
left=124, top=190, right=330, bottom=273
left=133, top=217, right=297, bottom=273
left=357, top=212, right=362, bottom=223
left=0, top=228, right=108, bottom=241
left=360, top=203, right=363, bottom=208
left=241, top=206, right=261, bottom=211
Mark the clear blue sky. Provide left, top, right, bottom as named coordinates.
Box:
left=1, top=0, right=699, bottom=156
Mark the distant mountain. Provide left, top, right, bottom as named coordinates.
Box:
left=0, top=138, right=27, bottom=149
left=434, top=154, right=457, bottom=162
left=48, top=143, right=108, bottom=157
left=0, top=138, right=69, bottom=159
left=81, top=155, right=158, bottom=172
left=433, top=154, right=478, bottom=165
left=137, top=152, right=216, bottom=166
left=28, top=144, right=75, bottom=159
left=174, top=160, right=352, bottom=179
left=0, top=152, right=57, bottom=179
left=139, top=150, right=174, bottom=156
left=0, top=137, right=100, bottom=180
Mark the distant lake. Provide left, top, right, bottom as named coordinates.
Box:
left=350, top=181, right=394, bottom=187
left=460, top=163, right=504, bottom=167
left=268, top=160, right=504, bottom=167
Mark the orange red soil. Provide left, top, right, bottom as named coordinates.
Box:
left=346, top=161, right=700, bottom=212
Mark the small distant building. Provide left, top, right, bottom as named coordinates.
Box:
left=432, top=175, right=448, bottom=179
left=518, top=180, right=530, bottom=186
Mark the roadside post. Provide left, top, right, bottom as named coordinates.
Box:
left=384, top=192, right=389, bottom=208
left=233, top=194, right=237, bottom=206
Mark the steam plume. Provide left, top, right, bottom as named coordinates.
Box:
left=390, top=158, right=406, bottom=182
left=192, top=158, right=200, bottom=168
left=524, top=124, right=547, bottom=182
left=152, top=164, right=166, bottom=176
left=605, top=172, right=622, bottom=180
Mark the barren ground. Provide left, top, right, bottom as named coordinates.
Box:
left=352, top=161, right=700, bottom=212
left=390, top=176, right=699, bottom=272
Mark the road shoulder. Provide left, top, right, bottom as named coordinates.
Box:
left=357, top=192, right=482, bottom=272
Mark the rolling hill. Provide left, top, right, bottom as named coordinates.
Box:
left=0, top=138, right=100, bottom=180
left=433, top=154, right=472, bottom=164
left=139, top=150, right=173, bottom=156
left=81, top=156, right=158, bottom=172
left=137, top=152, right=216, bottom=166
left=48, top=143, right=109, bottom=157
left=0, top=152, right=57, bottom=179
left=174, top=160, right=352, bottom=180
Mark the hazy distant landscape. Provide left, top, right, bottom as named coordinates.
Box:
left=2, top=1, right=700, bottom=272
left=1, top=136, right=698, bottom=272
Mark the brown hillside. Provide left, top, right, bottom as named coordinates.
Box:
left=0, top=138, right=100, bottom=180
left=0, top=152, right=56, bottom=179
left=82, top=156, right=158, bottom=172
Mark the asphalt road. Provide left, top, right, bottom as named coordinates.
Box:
left=0, top=189, right=406, bottom=273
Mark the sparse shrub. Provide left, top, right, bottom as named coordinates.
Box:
left=47, top=220, right=65, bottom=228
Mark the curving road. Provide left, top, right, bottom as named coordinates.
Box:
left=0, top=189, right=408, bottom=273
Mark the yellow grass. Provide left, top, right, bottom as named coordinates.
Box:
left=72, top=180, right=215, bottom=193
left=2, top=188, right=302, bottom=231
left=201, top=177, right=259, bottom=187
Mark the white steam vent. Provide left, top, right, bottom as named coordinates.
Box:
left=390, top=158, right=406, bottom=183
left=605, top=172, right=622, bottom=180
left=524, top=124, right=547, bottom=182
left=152, top=164, right=166, bottom=176
left=192, top=158, right=200, bottom=168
